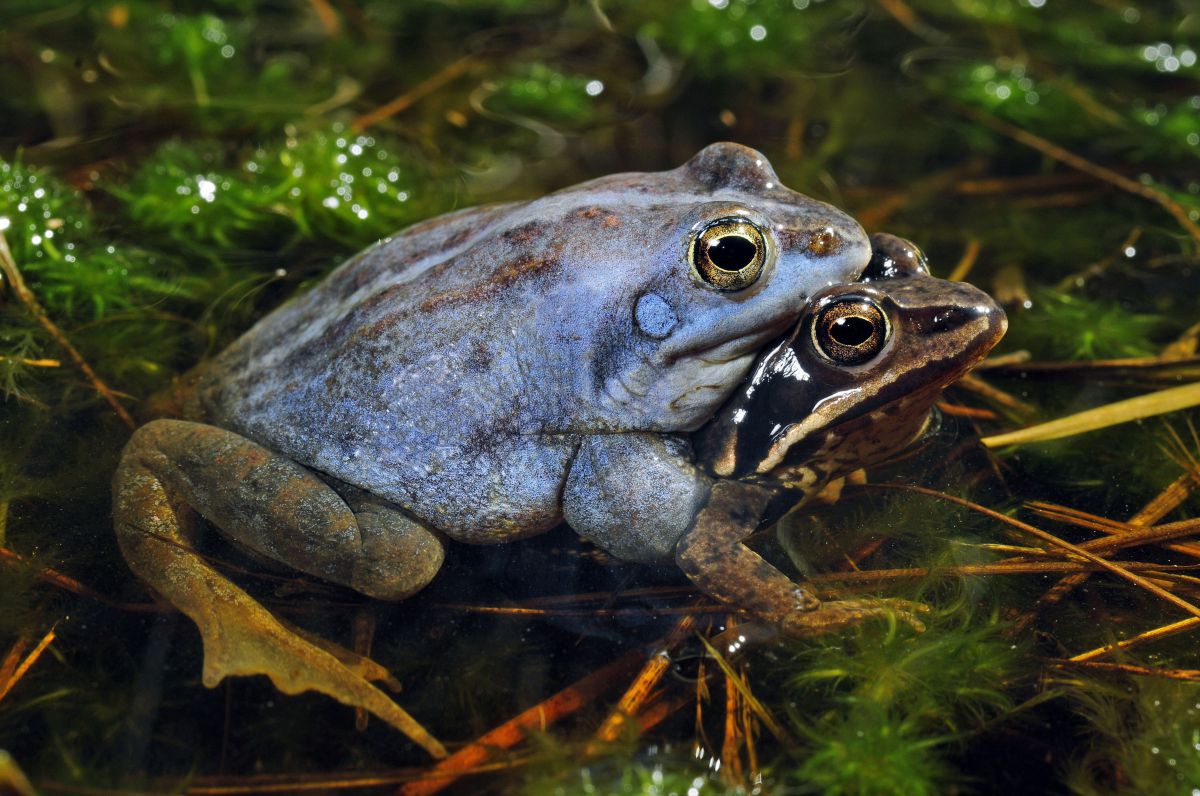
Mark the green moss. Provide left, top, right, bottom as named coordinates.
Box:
left=621, top=0, right=864, bottom=80
left=1, top=0, right=1199, bottom=791
left=111, top=128, right=446, bottom=254
left=1003, top=289, right=1166, bottom=361
left=1063, top=676, right=1200, bottom=795
left=785, top=699, right=957, bottom=796
left=487, top=64, right=608, bottom=127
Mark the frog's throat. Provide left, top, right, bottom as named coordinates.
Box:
left=753, top=382, right=943, bottom=476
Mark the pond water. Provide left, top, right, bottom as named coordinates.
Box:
left=2, top=2, right=1199, bottom=794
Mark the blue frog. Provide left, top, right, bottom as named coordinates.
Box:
left=112, top=144, right=899, bottom=755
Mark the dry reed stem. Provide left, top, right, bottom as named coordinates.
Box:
left=0, top=231, right=135, bottom=428
left=1070, top=617, right=1200, bottom=662
left=352, top=57, right=475, bottom=132
left=874, top=485, right=1200, bottom=624
left=936, top=401, right=999, bottom=420
left=591, top=613, right=697, bottom=745
left=1052, top=659, right=1200, bottom=682
left=0, top=626, right=57, bottom=704
left=0, top=356, right=60, bottom=367
left=396, top=650, right=644, bottom=796
left=947, top=237, right=982, bottom=282
left=982, top=381, right=1200, bottom=448
left=697, top=635, right=790, bottom=744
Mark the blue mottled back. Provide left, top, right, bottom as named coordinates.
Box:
left=193, top=143, right=871, bottom=540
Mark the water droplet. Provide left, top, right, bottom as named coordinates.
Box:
left=197, top=178, right=217, bottom=202
left=749, top=24, right=767, bottom=41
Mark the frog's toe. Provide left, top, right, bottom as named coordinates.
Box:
left=284, top=620, right=404, bottom=692
left=778, top=597, right=929, bottom=637
left=195, top=583, right=446, bottom=757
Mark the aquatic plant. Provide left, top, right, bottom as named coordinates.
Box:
left=0, top=0, right=1198, bottom=792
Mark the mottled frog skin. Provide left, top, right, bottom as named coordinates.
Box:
left=112, top=143, right=876, bottom=756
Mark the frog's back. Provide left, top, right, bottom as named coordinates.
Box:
left=194, top=143, right=873, bottom=540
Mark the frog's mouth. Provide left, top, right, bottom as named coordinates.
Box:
left=666, top=313, right=798, bottom=367
left=762, top=384, right=947, bottom=486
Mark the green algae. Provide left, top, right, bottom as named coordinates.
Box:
left=0, top=0, right=1198, bottom=793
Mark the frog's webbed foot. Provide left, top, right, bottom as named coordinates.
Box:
left=113, top=420, right=446, bottom=758
left=676, top=480, right=927, bottom=638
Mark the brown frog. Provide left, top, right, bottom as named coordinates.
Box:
left=686, top=233, right=1006, bottom=634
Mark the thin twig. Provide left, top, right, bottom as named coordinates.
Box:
left=967, top=110, right=1200, bottom=246
left=591, top=613, right=697, bottom=745
left=936, top=401, right=999, bottom=420
left=396, top=651, right=643, bottom=796
left=0, top=546, right=161, bottom=611
left=1070, top=617, right=1200, bottom=662
left=697, top=635, right=791, bottom=745
left=955, top=374, right=1036, bottom=414
left=0, top=356, right=60, bottom=367
left=352, top=57, right=475, bottom=132
left=307, top=0, right=342, bottom=35
left=1052, top=658, right=1200, bottom=682
left=870, top=485, right=1200, bottom=624
left=0, top=231, right=135, bottom=428
left=808, top=559, right=1200, bottom=586
left=947, top=237, right=981, bottom=282
left=0, top=625, right=57, bottom=703
left=721, top=619, right=744, bottom=784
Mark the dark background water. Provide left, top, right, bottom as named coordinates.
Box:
left=1, top=1, right=1199, bottom=793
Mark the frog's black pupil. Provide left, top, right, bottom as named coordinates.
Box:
left=706, top=235, right=757, bottom=271
left=830, top=316, right=875, bottom=347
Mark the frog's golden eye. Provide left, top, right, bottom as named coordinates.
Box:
left=690, top=218, right=768, bottom=291
left=812, top=298, right=889, bottom=366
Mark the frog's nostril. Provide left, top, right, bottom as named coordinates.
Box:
left=919, top=304, right=994, bottom=334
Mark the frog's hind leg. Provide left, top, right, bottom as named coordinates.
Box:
left=112, top=419, right=446, bottom=757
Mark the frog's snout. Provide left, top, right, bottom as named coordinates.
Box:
left=921, top=300, right=1005, bottom=335
left=902, top=281, right=1007, bottom=355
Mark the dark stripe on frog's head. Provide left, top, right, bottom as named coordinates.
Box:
left=694, top=272, right=1006, bottom=482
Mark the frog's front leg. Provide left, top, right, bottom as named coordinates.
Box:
left=563, top=433, right=713, bottom=564
left=112, top=419, right=446, bottom=757
left=677, top=480, right=927, bottom=636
